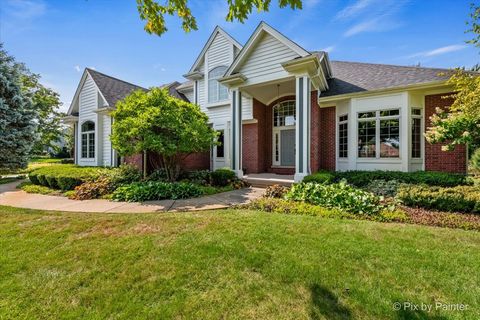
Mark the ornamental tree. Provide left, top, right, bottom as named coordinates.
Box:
left=425, top=70, right=480, bottom=151
left=0, top=45, right=37, bottom=174
left=111, top=87, right=217, bottom=181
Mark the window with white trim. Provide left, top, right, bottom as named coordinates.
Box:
left=81, top=121, right=95, bottom=159
left=358, top=109, right=400, bottom=158
left=411, top=108, right=422, bottom=158
left=208, top=66, right=228, bottom=103
left=216, top=130, right=225, bottom=158
left=273, top=101, right=296, bottom=127
left=338, top=114, right=348, bottom=158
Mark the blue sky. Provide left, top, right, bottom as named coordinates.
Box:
left=1, top=0, right=478, bottom=112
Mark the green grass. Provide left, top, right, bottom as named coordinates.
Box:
left=0, top=206, right=479, bottom=319
left=29, top=157, right=64, bottom=164
left=17, top=181, right=65, bottom=196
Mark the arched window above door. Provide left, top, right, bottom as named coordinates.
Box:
left=273, top=101, right=296, bottom=127
left=208, top=66, right=228, bottom=103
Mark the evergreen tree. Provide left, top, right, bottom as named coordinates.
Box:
left=0, top=45, right=37, bottom=173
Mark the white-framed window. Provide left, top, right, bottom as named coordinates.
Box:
left=358, top=109, right=400, bottom=158
left=411, top=108, right=422, bottom=158
left=338, top=114, right=348, bottom=158
left=272, top=100, right=296, bottom=166
left=208, top=66, right=228, bottom=103
left=81, top=121, right=95, bottom=159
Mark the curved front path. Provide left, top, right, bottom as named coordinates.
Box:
left=0, top=181, right=264, bottom=213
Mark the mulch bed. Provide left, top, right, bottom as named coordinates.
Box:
left=400, top=205, right=480, bottom=231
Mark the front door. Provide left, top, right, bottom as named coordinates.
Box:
left=280, top=129, right=295, bottom=166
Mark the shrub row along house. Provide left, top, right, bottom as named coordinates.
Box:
left=65, top=22, right=467, bottom=182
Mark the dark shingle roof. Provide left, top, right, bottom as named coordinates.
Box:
left=86, top=68, right=146, bottom=106
left=159, top=81, right=189, bottom=101
left=322, top=61, right=454, bottom=97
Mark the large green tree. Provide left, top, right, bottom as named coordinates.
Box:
left=136, top=0, right=302, bottom=36
left=0, top=45, right=37, bottom=173
left=111, top=87, right=217, bottom=180
left=22, top=73, right=65, bottom=155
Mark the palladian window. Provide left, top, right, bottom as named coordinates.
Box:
left=81, top=121, right=95, bottom=158
left=208, top=66, right=228, bottom=103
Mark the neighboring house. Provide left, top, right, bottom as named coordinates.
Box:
left=66, top=21, right=467, bottom=181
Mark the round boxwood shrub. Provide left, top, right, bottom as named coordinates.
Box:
left=211, top=169, right=236, bottom=187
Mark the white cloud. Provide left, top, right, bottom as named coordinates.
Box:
left=88, top=66, right=96, bottom=70
left=407, top=45, right=467, bottom=58
left=320, top=45, right=335, bottom=53
left=335, top=0, right=375, bottom=20
left=5, top=0, right=46, bottom=20
left=74, top=65, right=81, bottom=72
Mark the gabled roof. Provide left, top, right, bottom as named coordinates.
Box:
left=187, top=26, right=242, bottom=74
left=224, top=21, right=310, bottom=78
left=86, top=68, right=146, bottom=106
left=322, top=61, right=455, bottom=97
left=159, top=81, right=188, bottom=101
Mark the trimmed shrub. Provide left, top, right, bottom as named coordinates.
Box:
left=179, top=170, right=212, bottom=186
left=396, top=185, right=480, bottom=213
left=211, top=169, right=236, bottom=187
left=104, top=164, right=142, bottom=187
left=286, top=181, right=384, bottom=215
left=112, top=181, right=203, bottom=202
left=263, top=184, right=289, bottom=198
left=303, top=171, right=335, bottom=184
left=364, top=179, right=402, bottom=197
left=147, top=168, right=168, bottom=181
left=28, top=165, right=103, bottom=191
left=334, top=170, right=471, bottom=187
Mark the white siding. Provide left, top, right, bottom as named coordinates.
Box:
left=77, top=74, right=99, bottom=166
left=241, top=95, right=253, bottom=120
left=238, top=32, right=299, bottom=86
left=183, top=89, right=194, bottom=103
left=102, top=115, right=112, bottom=166
left=207, top=33, right=231, bottom=69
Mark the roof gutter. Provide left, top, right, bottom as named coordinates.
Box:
left=318, top=80, right=451, bottom=103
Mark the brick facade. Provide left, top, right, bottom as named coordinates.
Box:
left=424, top=93, right=467, bottom=173
left=318, top=106, right=336, bottom=171
left=242, top=99, right=267, bottom=174
left=181, top=152, right=210, bottom=171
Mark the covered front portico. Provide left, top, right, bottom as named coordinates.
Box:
left=220, top=22, right=331, bottom=182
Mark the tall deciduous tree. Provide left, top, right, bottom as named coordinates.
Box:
left=111, top=88, right=217, bottom=180
left=136, top=0, right=302, bottom=36
left=0, top=45, right=37, bottom=173
left=22, top=73, right=64, bottom=155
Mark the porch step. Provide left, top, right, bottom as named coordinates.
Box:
left=244, top=176, right=294, bottom=188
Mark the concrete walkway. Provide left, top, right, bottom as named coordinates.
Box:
left=0, top=180, right=264, bottom=213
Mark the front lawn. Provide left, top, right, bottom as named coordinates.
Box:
left=0, top=205, right=478, bottom=319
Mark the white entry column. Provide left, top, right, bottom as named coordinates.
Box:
left=294, top=75, right=311, bottom=182
left=231, top=89, right=243, bottom=178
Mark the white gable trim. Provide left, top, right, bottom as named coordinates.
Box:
left=224, top=21, right=310, bottom=77
left=187, top=26, right=242, bottom=74
left=67, top=69, right=110, bottom=115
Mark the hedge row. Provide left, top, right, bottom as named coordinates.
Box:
left=28, top=165, right=103, bottom=191
left=397, top=185, right=480, bottom=213
left=303, top=170, right=471, bottom=187
left=112, top=181, right=203, bottom=202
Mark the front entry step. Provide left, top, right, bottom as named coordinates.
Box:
left=243, top=174, right=294, bottom=188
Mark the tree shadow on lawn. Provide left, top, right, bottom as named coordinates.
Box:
left=309, top=284, right=352, bottom=320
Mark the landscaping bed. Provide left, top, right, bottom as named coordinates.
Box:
left=26, top=165, right=246, bottom=202
left=253, top=170, right=480, bottom=231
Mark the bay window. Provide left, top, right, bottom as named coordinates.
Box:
left=358, top=109, right=400, bottom=158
